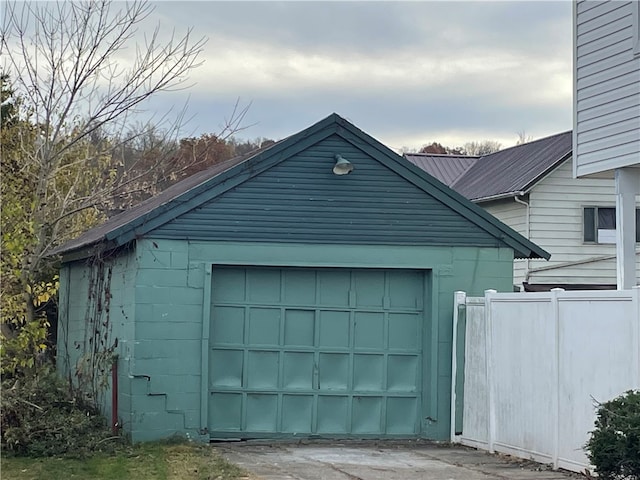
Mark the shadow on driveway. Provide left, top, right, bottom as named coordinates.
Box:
left=216, top=440, right=583, bottom=480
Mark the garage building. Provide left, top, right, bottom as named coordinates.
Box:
left=55, top=114, right=548, bottom=442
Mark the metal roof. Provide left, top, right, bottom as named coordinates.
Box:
left=451, top=131, right=573, bottom=202
left=403, top=153, right=478, bottom=186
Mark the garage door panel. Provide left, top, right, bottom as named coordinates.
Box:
left=283, top=270, right=316, bottom=304
left=283, top=352, right=314, bottom=389
left=388, top=313, right=420, bottom=350
left=212, top=269, right=246, bottom=303
left=317, top=396, right=349, bottom=433
left=386, top=397, right=418, bottom=434
left=354, top=312, right=384, bottom=349
left=318, top=311, right=350, bottom=348
left=210, top=349, right=243, bottom=387
left=352, top=396, right=383, bottom=434
left=246, top=394, right=278, bottom=431
left=248, top=269, right=281, bottom=303
left=210, top=393, right=242, bottom=431
left=389, top=271, right=423, bottom=309
left=284, top=309, right=315, bottom=346
left=212, top=306, right=245, bottom=344
left=318, top=270, right=350, bottom=306
left=248, top=308, right=281, bottom=345
left=209, top=266, right=426, bottom=437
left=319, top=353, right=349, bottom=390
left=282, top=395, right=313, bottom=433
left=353, top=354, right=384, bottom=391
left=387, top=355, right=419, bottom=392
left=247, top=351, right=279, bottom=389
left=354, top=270, right=385, bottom=308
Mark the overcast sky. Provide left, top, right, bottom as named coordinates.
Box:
left=144, top=1, right=573, bottom=152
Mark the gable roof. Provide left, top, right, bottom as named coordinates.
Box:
left=403, top=153, right=478, bottom=185
left=451, top=131, right=573, bottom=202
left=53, top=113, right=549, bottom=260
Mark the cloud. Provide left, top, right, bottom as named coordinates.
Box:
left=128, top=1, right=574, bottom=150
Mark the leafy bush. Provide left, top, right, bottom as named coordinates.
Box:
left=1, top=370, right=123, bottom=457
left=586, top=390, right=640, bottom=480
left=0, top=317, right=50, bottom=378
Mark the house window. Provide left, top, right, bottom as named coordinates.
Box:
left=583, top=207, right=640, bottom=243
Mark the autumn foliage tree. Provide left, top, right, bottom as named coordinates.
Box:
left=108, top=128, right=266, bottom=213
left=419, top=142, right=462, bottom=155
left=418, top=140, right=501, bottom=156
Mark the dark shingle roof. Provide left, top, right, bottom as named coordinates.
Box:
left=452, top=131, right=573, bottom=201
left=50, top=145, right=279, bottom=256
left=403, top=153, right=478, bottom=186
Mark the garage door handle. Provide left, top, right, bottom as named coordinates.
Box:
left=313, top=363, right=319, bottom=390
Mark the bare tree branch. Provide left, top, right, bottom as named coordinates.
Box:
left=1, top=0, right=249, bottom=323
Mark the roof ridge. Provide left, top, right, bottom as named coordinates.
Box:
left=479, top=130, right=572, bottom=159
left=450, top=157, right=480, bottom=186
left=405, top=152, right=479, bottom=159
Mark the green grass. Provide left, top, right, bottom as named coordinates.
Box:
left=0, top=442, right=250, bottom=480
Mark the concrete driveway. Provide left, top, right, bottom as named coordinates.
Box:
left=216, top=441, right=582, bottom=480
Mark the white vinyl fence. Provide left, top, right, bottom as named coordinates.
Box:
left=451, top=287, right=640, bottom=473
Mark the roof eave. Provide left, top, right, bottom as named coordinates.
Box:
left=515, top=247, right=551, bottom=260
left=519, top=150, right=572, bottom=192
left=56, top=239, right=123, bottom=263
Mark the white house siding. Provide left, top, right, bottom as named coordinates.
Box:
left=480, top=160, right=640, bottom=287
left=574, top=0, right=640, bottom=178
left=527, top=159, right=640, bottom=285
left=482, top=199, right=528, bottom=288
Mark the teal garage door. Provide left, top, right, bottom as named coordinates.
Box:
left=208, top=266, right=425, bottom=437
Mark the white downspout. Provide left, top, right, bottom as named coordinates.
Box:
left=514, top=194, right=530, bottom=290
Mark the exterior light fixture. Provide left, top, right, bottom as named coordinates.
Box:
left=333, top=154, right=354, bottom=175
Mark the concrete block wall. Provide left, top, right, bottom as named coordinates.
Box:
left=427, top=246, right=514, bottom=440
left=57, top=263, right=91, bottom=383
left=57, top=248, right=137, bottom=432
left=129, top=238, right=203, bottom=442
left=104, top=248, right=137, bottom=432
